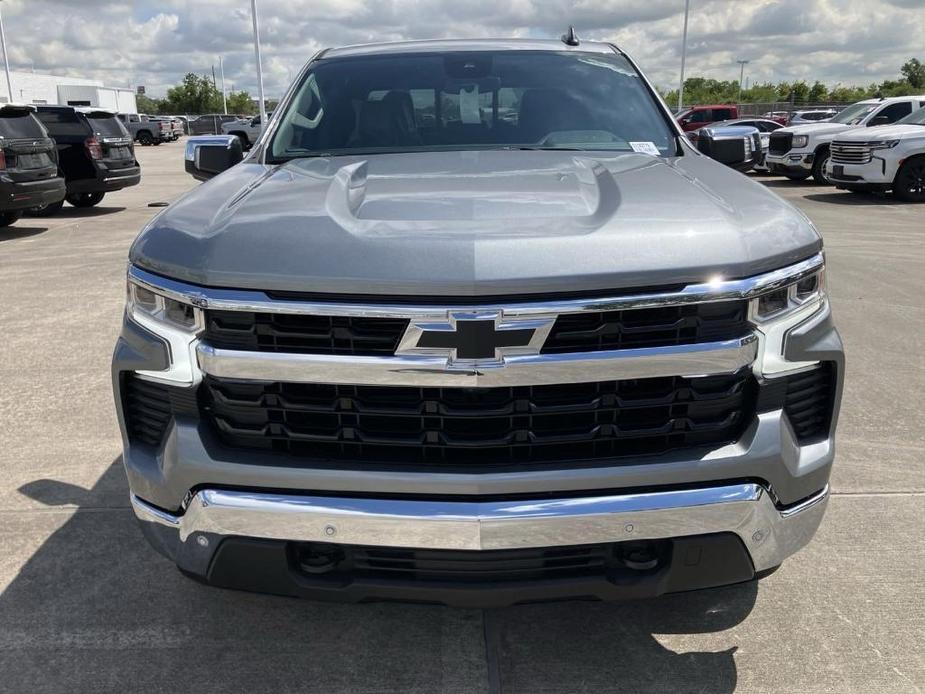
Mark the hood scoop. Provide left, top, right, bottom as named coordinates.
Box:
left=322, top=154, right=622, bottom=237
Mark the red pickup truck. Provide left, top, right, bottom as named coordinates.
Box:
left=676, top=105, right=739, bottom=131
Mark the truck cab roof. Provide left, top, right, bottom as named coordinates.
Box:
left=322, top=37, right=619, bottom=59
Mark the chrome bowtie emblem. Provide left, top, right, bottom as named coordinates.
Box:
left=397, top=311, right=556, bottom=368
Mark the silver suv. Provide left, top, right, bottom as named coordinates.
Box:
left=114, top=36, right=843, bottom=606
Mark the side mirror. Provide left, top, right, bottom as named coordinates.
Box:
left=184, top=135, right=244, bottom=181
left=696, top=125, right=761, bottom=172
left=868, top=115, right=890, bottom=126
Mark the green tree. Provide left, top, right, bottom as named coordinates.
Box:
left=808, top=81, right=828, bottom=103
left=226, top=90, right=256, bottom=115
left=163, top=73, right=222, bottom=114
left=901, top=58, right=925, bottom=89
left=136, top=94, right=166, bottom=114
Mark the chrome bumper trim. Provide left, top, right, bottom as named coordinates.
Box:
left=196, top=336, right=758, bottom=387
left=128, top=253, right=824, bottom=318
left=132, top=483, right=829, bottom=573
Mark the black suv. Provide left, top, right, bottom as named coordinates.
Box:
left=31, top=106, right=140, bottom=215
left=0, top=104, right=65, bottom=227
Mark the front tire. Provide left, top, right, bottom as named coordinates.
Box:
left=812, top=148, right=832, bottom=185
left=65, top=192, right=105, bottom=208
left=893, top=157, right=925, bottom=202
left=137, top=131, right=154, bottom=146
left=0, top=209, right=23, bottom=227
left=784, top=173, right=810, bottom=181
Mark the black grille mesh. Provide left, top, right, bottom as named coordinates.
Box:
left=783, top=364, right=836, bottom=442
left=122, top=375, right=198, bottom=447
left=769, top=132, right=793, bottom=155
left=123, top=376, right=173, bottom=446
left=201, top=371, right=755, bottom=467
left=204, top=310, right=409, bottom=356
left=204, top=301, right=750, bottom=357
left=542, top=301, right=749, bottom=353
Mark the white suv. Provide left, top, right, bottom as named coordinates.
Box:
left=765, top=96, right=925, bottom=183
left=826, top=106, right=925, bottom=201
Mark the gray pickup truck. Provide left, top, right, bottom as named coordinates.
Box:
left=114, top=36, right=843, bottom=607
left=117, top=113, right=171, bottom=146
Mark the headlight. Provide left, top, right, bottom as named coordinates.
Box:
left=791, top=135, right=809, bottom=148
left=869, top=140, right=900, bottom=150
left=749, top=266, right=826, bottom=376
left=126, top=277, right=203, bottom=384
left=127, top=281, right=202, bottom=331
left=750, top=267, right=825, bottom=322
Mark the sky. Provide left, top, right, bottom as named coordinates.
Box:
left=2, top=0, right=923, bottom=98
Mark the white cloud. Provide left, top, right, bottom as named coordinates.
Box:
left=0, top=0, right=922, bottom=98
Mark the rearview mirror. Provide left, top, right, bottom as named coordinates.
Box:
left=695, top=126, right=761, bottom=172
left=868, top=115, right=890, bottom=126
left=184, top=135, right=244, bottom=181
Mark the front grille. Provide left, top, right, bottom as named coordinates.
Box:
left=205, top=300, right=750, bottom=357
left=542, top=301, right=749, bottom=353
left=769, top=131, right=793, bottom=155
left=293, top=541, right=651, bottom=584
left=202, top=370, right=755, bottom=467
left=830, top=141, right=872, bottom=165
left=204, top=310, right=409, bottom=356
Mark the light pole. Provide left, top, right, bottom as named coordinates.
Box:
left=737, top=59, right=749, bottom=103
left=219, top=55, right=227, bottom=114
left=0, top=1, right=13, bottom=104
left=250, top=0, right=267, bottom=126
left=677, top=0, right=691, bottom=111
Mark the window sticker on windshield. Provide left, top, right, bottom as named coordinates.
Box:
left=630, top=142, right=660, bottom=156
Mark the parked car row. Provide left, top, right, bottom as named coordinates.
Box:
left=685, top=96, right=925, bottom=201
left=763, top=95, right=925, bottom=199
left=0, top=104, right=140, bottom=227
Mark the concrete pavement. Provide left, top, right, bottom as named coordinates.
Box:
left=0, top=145, right=922, bottom=693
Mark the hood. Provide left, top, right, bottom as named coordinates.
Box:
left=835, top=124, right=925, bottom=142
left=130, top=150, right=821, bottom=297
left=781, top=123, right=852, bottom=137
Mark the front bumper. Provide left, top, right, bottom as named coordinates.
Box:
left=766, top=152, right=813, bottom=174
left=132, top=482, right=828, bottom=606
left=825, top=160, right=894, bottom=191
left=67, top=165, right=141, bottom=194
left=0, top=175, right=66, bottom=210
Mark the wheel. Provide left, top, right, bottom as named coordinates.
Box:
left=65, top=192, right=105, bottom=208
left=784, top=173, right=810, bottom=181
left=811, top=148, right=831, bottom=185
left=893, top=157, right=925, bottom=202
left=137, top=131, right=154, bottom=146
left=0, top=209, right=23, bottom=227
left=26, top=199, right=65, bottom=217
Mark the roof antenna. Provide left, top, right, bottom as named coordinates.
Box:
left=561, top=26, right=580, bottom=47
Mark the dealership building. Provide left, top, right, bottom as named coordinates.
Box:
left=0, top=71, right=138, bottom=113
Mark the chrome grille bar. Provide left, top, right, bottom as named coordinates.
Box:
left=830, top=141, right=872, bottom=165
left=197, top=336, right=758, bottom=387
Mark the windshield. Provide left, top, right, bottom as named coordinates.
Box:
left=270, top=50, right=677, bottom=160
left=897, top=106, right=925, bottom=125
left=830, top=103, right=876, bottom=125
